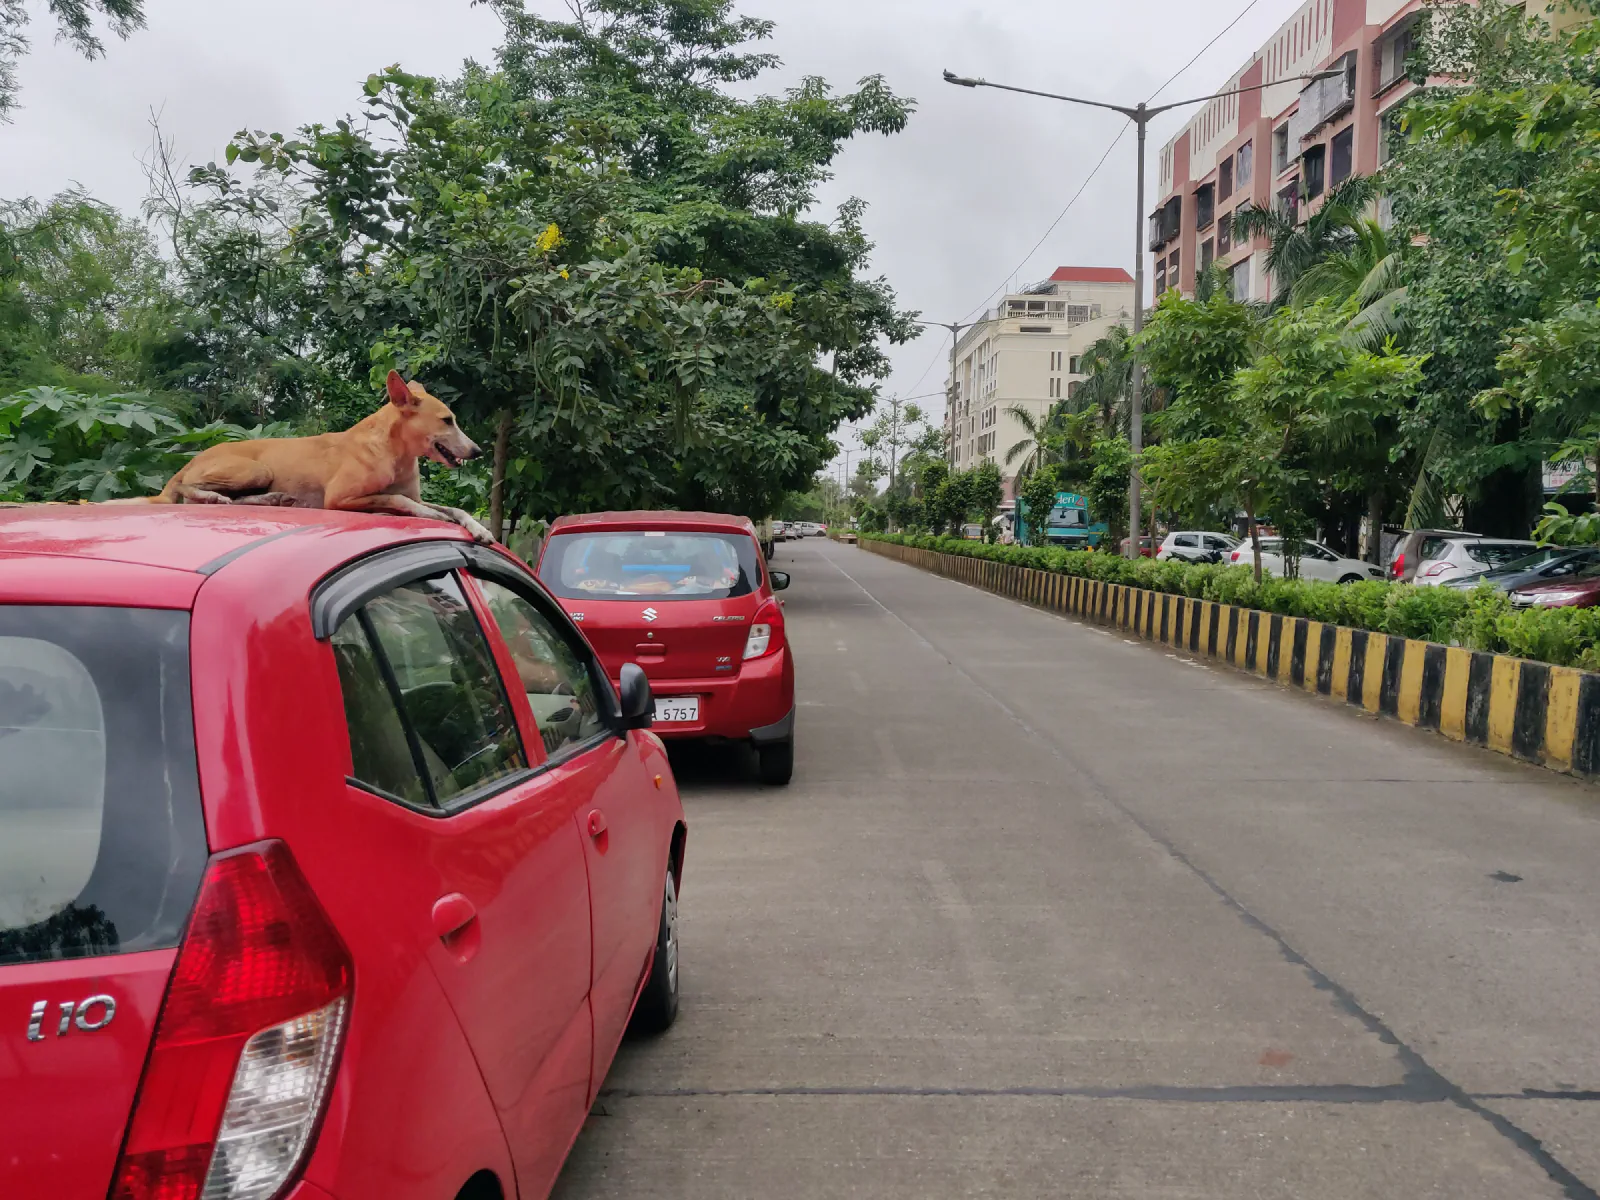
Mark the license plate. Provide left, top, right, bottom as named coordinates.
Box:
left=653, top=696, right=700, bottom=724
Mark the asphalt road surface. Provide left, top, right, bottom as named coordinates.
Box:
left=552, top=537, right=1600, bottom=1199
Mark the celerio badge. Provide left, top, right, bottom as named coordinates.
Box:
left=641, top=607, right=659, bottom=622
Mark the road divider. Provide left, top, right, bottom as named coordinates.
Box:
left=861, top=537, right=1600, bottom=780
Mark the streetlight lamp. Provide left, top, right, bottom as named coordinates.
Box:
left=912, top=316, right=986, bottom=463
left=943, top=67, right=1337, bottom=558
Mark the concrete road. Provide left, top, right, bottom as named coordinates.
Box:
left=552, top=537, right=1600, bottom=1199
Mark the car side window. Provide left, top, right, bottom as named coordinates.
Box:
left=1175, top=534, right=1198, bottom=548
left=474, top=577, right=610, bottom=761
left=347, top=574, right=527, bottom=807
left=331, top=619, right=432, bottom=808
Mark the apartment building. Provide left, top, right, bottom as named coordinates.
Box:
left=945, top=267, right=1135, bottom=499
left=1151, top=0, right=1581, bottom=302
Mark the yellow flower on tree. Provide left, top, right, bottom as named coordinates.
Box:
left=535, top=223, right=563, bottom=254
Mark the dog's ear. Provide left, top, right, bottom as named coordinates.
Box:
left=385, top=370, right=418, bottom=409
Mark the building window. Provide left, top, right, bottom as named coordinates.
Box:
left=1237, top=140, right=1253, bottom=187
left=1377, top=19, right=1418, bottom=91
left=1219, top=156, right=1234, bottom=202
left=1155, top=259, right=1167, bottom=295
left=1303, top=144, right=1326, bottom=199
left=1379, top=106, right=1405, bottom=165
left=1276, top=179, right=1300, bottom=223
left=1148, top=195, right=1183, bottom=250
left=1168, top=249, right=1180, bottom=280
left=1330, top=126, right=1354, bottom=185
left=1069, top=355, right=1081, bottom=374
left=1068, top=304, right=1092, bottom=325
left=1273, top=125, right=1291, bottom=175
left=1230, top=256, right=1252, bottom=301
left=1200, top=238, right=1215, bottom=272
left=1218, top=215, right=1231, bottom=256
left=1067, top=381, right=1081, bottom=400
left=1195, top=182, right=1215, bottom=231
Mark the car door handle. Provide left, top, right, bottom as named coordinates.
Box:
left=431, top=893, right=478, bottom=942
left=587, top=809, right=608, bottom=838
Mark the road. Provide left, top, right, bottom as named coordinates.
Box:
left=553, top=537, right=1600, bottom=1199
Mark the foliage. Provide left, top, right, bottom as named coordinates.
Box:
left=1, top=0, right=144, bottom=121
left=861, top=533, right=1600, bottom=668
left=1533, top=500, right=1600, bottom=546
left=0, top=386, right=285, bottom=502
left=1231, top=174, right=1383, bottom=305
left=1017, top=466, right=1060, bottom=547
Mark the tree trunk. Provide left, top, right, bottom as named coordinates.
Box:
left=1247, top=503, right=1262, bottom=583
left=1367, top=488, right=1384, bottom=564
left=489, top=408, right=514, bottom=543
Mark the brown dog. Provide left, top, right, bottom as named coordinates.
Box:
left=138, top=371, right=493, bottom=543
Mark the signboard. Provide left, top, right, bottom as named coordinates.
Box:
left=1055, top=492, right=1088, bottom=510
left=1544, top=460, right=1591, bottom=493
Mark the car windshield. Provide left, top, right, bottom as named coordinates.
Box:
left=541, top=530, right=762, bottom=601
left=1484, top=548, right=1570, bottom=576
left=0, top=607, right=206, bottom=966
left=1467, top=542, right=1536, bottom=567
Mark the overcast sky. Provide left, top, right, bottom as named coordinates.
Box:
left=4, top=0, right=1297, bottom=464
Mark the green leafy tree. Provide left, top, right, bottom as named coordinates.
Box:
left=1, top=0, right=144, bottom=121
left=1017, top=465, right=1061, bottom=547
left=1231, top=174, right=1383, bottom=305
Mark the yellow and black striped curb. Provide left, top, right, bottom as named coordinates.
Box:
left=861, top=538, right=1600, bottom=780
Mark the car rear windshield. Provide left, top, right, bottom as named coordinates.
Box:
left=0, top=607, right=206, bottom=967
left=1467, top=542, right=1536, bottom=567
left=541, top=530, right=762, bottom=601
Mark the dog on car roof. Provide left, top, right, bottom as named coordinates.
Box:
left=123, top=371, right=493, bottom=544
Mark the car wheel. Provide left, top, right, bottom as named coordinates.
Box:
left=629, top=865, right=680, bottom=1036
left=757, top=736, right=794, bottom=786
left=1338, top=574, right=1362, bottom=585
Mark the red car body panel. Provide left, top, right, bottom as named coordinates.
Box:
left=1511, top=577, right=1600, bottom=608
left=537, top=511, right=795, bottom=742
left=0, top=505, right=684, bottom=1200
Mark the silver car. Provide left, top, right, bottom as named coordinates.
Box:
left=1412, top=537, right=1537, bottom=586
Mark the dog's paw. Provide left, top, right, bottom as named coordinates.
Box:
left=463, top=518, right=496, bottom=545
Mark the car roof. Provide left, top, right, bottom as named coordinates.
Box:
left=0, top=504, right=473, bottom=597
left=549, top=510, right=759, bottom=536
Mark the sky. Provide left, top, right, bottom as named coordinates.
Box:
left=3, top=0, right=1302, bottom=470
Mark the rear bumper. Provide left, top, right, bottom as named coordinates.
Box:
left=631, top=647, right=793, bottom=741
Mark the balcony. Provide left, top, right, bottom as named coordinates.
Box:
left=1147, top=196, right=1182, bottom=251
left=1195, top=182, right=1215, bottom=232
left=1286, top=52, right=1357, bottom=145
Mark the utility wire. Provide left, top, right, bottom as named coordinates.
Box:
left=893, top=0, right=1264, bottom=410
left=1147, top=0, right=1266, bottom=104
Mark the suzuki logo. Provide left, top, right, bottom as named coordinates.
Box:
left=641, top=607, right=659, bottom=623
left=716, top=656, right=732, bottom=664
left=27, top=995, right=116, bottom=1041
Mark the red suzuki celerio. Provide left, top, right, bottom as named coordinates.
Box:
left=537, top=512, right=795, bottom=784
left=0, top=504, right=684, bottom=1200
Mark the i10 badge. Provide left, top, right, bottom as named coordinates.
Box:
left=26, top=994, right=116, bottom=1040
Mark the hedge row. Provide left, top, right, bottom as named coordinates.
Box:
left=862, top=532, right=1600, bottom=671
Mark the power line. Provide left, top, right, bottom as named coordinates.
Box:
left=1148, top=0, right=1266, bottom=104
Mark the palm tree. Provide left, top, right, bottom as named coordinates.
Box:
left=1292, top=216, right=1409, bottom=351
left=1073, top=327, right=1133, bottom=435
left=1231, top=174, right=1383, bottom=304
left=1004, top=402, right=1064, bottom=479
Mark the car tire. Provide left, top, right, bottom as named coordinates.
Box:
left=629, top=865, right=680, bottom=1037
left=1338, top=574, right=1362, bottom=585
left=757, top=736, right=794, bottom=786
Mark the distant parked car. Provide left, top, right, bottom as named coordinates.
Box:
left=1412, top=537, right=1539, bottom=585
left=1120, top=536, right=1158, bottom=558
left=1443, top=546, right=1600, bottom=593
left=1157, top=531, right=1241, bottom=564
left=1388, top=529, right=1482, bottom=581
left=1230, top=538, right=1385, bottom=584
left=961, top=523, right=984, bottom=540
left=772, top=521, right=790, bottom=542
left=1512, top=561, right=1600, bottom=609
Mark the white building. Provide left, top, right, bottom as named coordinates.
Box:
left=945, top=267, right=1135, bottom=500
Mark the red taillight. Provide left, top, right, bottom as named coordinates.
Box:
left=1230, top=549, right=1241, bottom=562
left=744, top=600, right=784, bottom=661
left=111, top=842, right=352, bottom=1200
left=1392, top=552, right=1405, bottom=578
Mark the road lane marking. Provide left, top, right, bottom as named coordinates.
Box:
left=921, top=859, right=1015, bottom=1025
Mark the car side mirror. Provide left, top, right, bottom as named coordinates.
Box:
left=617, top=662, right=654, bottom=731
left=770, top=571, right=791, bottom=591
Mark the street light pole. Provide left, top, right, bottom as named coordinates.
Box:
left=943, top=68, right=1337, bottom=558
left=913, top=318, right=982, bottom=464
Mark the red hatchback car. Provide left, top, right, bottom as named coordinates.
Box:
left=0, top=505, right=685, bottom=1200
left=537, top=512, right=796, bottom=785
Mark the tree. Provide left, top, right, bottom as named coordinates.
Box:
left=1074, top=326, right=1133, bottom=434
left=1, top=0, right=144, bottom=121
left=1231, top=174, right=1383, bottom=305
left=1003, top=401, right=1062, bottom=479
left=1383, top=0, right=1580, bottom=534
left=1017, top=466, right=1061, bottom=547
